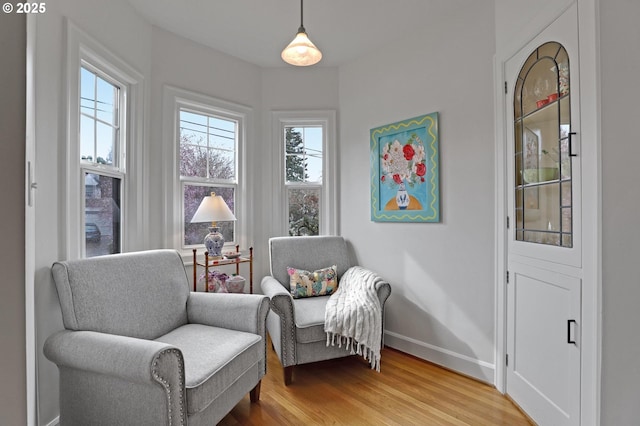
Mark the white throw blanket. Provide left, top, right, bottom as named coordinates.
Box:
left=324, top=266, right=383, bottom=371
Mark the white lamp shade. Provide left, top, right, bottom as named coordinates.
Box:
left=190, top=193, right=236, bottom=224
left=281, top=30, right=322, bottom=66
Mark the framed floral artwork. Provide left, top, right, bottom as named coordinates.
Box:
left=370, top=113, right=440, bottom=222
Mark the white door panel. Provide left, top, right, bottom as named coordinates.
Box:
left=505, top=2, right=582, bottom=269
left=507, top=262, right=581, bottom=425
left=505, top=3, right=582, bottom=425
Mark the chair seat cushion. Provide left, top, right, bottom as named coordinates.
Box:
left=293, top=296, right=330, bottom=344
left=155, top=323, right=262, bottom=415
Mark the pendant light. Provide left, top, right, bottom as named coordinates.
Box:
left=281, top=0, right=322, bottom=66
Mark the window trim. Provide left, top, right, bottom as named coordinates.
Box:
left=272, top=110, right=337, bottom=236
left=66, top=21, right=145, bottom=259
left=163, top=86, right=252, bottom=256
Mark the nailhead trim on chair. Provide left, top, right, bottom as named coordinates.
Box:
left=152, top=348, right=185, bottom=426
left=256, top=298, right=269, bottom=377
left=269, top=294, right=296, bottom=367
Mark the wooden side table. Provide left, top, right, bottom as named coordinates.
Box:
left=192, top=246, right=254, bottom=294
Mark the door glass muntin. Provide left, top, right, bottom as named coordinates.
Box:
left=513, top=42, right=572, bottom=248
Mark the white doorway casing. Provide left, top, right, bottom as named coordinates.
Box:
left=493, top=0, right=601, bottom=425
left=26, top=13, right=37, bottom=426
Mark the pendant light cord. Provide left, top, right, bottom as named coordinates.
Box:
left=299, top=0, right=305, bottom=32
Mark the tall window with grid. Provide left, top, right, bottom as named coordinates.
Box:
left=285, top=125, right=323, bottom=236
left=80, top=64, right=125, bottom=257
left=179, top=109, right=238, bottom=248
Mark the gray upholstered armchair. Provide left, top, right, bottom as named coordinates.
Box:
left=44, top=249, right=269, bottom=426
left=261, top=236, right=391, bottom=384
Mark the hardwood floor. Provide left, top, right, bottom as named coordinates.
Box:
left=219, top=345, right=532, bottom=425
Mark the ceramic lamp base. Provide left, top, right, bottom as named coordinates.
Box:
left=204, top=226, right=224, bottom=257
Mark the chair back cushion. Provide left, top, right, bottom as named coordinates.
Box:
left=51, top=250, right=190, bottom=339
left=269, top=236, right=352, bottom=289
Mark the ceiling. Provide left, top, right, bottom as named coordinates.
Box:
left=125, top=0, right=471, bottom=68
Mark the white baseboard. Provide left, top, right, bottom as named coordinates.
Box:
left=43, top=416, right=59, bottom=426
left=384, top=331, right=495, bottom=385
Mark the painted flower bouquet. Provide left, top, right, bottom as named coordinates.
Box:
left=380, top=133, right=426, bottom=188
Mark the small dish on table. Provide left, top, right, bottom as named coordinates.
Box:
left=223, top=252, right=242, bottom=260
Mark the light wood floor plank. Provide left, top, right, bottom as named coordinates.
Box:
left=219, top=345, right=532, bottom=425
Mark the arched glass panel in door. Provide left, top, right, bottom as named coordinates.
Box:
left=513, top=41, right=572, bottom=247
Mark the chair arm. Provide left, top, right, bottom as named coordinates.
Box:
left=44, top=330, right=186, bottom=425
left=374, top=277, right=392, bottom=307
left=44, top=330, right=182, bottom=384
left=261, top=276, right=295, bottom=320
left=261, top=276, right=297, bottom=366
left=261, top=275, right=292, bottom=298
left=187, top=292, right=269, bottom=336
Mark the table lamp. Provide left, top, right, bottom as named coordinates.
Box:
left=190, top=192, right=236, bottom=258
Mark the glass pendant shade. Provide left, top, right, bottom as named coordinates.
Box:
left=281, top=28, right=322, bottom=66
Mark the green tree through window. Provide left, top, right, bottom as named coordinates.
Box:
left=285, top=128, right=308, bottom=182
left=284, top=126, right=321, bottom=236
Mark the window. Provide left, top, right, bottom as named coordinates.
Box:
left=285, top=126, right=323, bottom=235
left=66, top=22, right=144, bottom=260
left=273, top=111, right=337, bottom=236
left=513, top=41, right=573, bottom=247
left=180, top=109, right=238, bottom=247
left=164, top=86, right=250, bottom=253
left=80, top=65, right=125, bottom=257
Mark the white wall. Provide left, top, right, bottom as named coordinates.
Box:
left=494, top=0, right=561, bottom=56
left=338, top=2, right=496, bottom=381
left=26, top=0, right=640, bottom=423
left=148, top=27, right=339, bottom=284
left=32, top=9, right=339, bottom=422
left=32, top=1, right=153, bottom=423
left=148, top=25, right=262, bottom=258
left=599, top=0, right=640, bottom=424
left=0, top=12, right=27, bottom=426
left=258, top=67, right=340, bottom=277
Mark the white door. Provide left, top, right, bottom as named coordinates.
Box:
left=506, top=262, right=581, bottom=425
left=505, top=4, right=582, bottom=425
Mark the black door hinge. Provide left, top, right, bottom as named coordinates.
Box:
left=506, top=354, right=509, bottom=366
left=506, top=271, right=510, bottom=284
left=505, top=81, right=508, bottom=94
left=507, top=216, right=510, bottom=229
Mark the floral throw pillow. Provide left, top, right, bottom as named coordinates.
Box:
left=287, top=265, right=338, bottom=298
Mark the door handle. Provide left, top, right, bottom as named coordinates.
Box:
left=567, top=319, right=577, bottom=345
left=28, top=161, right=37, bottom=207
left=568, top=132, right=578, bottom=157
